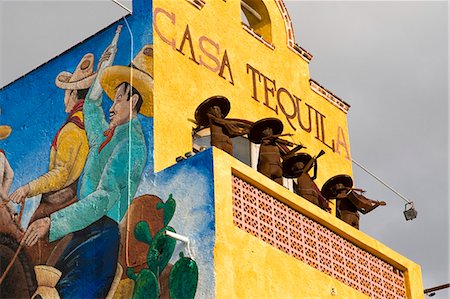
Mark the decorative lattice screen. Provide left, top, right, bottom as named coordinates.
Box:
left=232, top=175, right=406, bottom=299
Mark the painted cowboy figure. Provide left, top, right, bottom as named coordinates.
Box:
left=23, top=39, right=151, bottom=298
left=9, top=53, right=94, bottom=211
left=283, top=152, right=330, bottom=211
left=8, top=54, right=94, bottom=266
left=249, top=118, right=302, bottom=185
left=9, top=53, right=95, bottom=209
left=0, top=126, right=13, bottom=202
left=321, top=174, right=386, bottom=229
left=194, top=96, right=250, bottom=155
left=0, top=125, right=22, bottom=241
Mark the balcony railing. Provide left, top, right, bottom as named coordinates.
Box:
left=232, top=174, right=407, bottom=299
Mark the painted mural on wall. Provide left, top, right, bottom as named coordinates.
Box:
left=125, top=194, right=198, bottom=299
left=0, top=0, right=215, bottom=298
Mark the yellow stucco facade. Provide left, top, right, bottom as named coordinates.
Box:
left=213, top=148, right=423, bottom=299
left=153, top=0, right=352, bottom=181
left=152, top=0, right=423, bottom=298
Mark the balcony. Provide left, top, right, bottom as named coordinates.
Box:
left=212, top=148, right=423, bottom=298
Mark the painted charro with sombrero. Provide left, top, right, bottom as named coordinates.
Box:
left=0, top=125, right=21, bottom=241
left=4, top=51, right=97, bottom=270
left=321, top=174, right=386, bottom=229
left=9, top=51, right=95, bottom=210
left=282, top=151, right=330, bottom=211
left=0, top=128, right=37, bottom=297
left=0, top=50, right=98, bottom=298
left=0, top=126, right=13, bottom=202
left=249, top=117, right=304, bottom=185
left=23, top=28, right=152, bottom=296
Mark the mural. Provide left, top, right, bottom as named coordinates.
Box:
left=136, top=150, right=216, bottom=299
left=126, top=194, right=198, bottom=299
left=0, top=0, right=400, bottom=298
left=0, top=0, right=214, bottom=298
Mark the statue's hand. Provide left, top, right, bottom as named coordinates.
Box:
left=223, top=121, right=249, bottom=137
left=9, top=184, right=29, bottom=204
left=23, top=217, right=50, bottom=247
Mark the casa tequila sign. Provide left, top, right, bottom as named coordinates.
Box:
left=154, top=6, right=351, bottom=160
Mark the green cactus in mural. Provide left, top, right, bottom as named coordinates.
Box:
left=134, top=220, right=152, bottom=244
left=132, top=268, right=159, bottom=299
left=156, top=193, right=176, bottom=226
left=127, top=194, right=198, bottom=299
left=147, top=226, right=176, bottom=276
left=169, top=252, right=198, bottom=299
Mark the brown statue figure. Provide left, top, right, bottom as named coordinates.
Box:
left=321, top=174, right=386, bottom=229
left=249, top=118, right=303, bottom=185
left=282, top=151, right=330, bottom=211
left=194, top=96, right=250, bottom=155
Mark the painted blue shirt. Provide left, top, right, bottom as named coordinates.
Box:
left=49, top=92, right=147, bottom=242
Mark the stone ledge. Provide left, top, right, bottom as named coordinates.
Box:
left=310, top=79, right=351, bottom=113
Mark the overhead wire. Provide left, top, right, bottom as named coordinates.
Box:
left=352, top=158, right=412, bottom=205
left=121, top=15, right=135, bottom=268
left=110, top=0, right=137, bottom=269
left=111, top=0, right=132, bottom=13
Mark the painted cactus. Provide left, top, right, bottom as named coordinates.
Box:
left=127, top=194, right=198, bottom=299
left=126, top=268, right=159, bottom=299
left=169, top=252, right=198, bottom=299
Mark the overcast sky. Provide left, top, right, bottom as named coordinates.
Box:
left=284, top=1, right=449, bottom=297
left=0, top=0, right=448, bottom=297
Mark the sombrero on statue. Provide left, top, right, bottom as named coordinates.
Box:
left=194, top=96, right=231, bottom=127
left=100, top=45, right=154, bottom=117
left=321, top=174, right=354, bottom=199
left=282, top=153, right=313, bottom=178
left=55, top=53, right=97, bottom=90
left=249, top=118, right=283, bottom=144
left=0, top=126, right=12, bottom=140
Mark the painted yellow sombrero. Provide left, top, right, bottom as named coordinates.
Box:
left=100, top=45, right=154, bottom=117
left=0, top=126, right=12, bottom=140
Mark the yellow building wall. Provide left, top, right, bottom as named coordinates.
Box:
left=153, top=1, right=423, bottom=298
left=213, top=148, right=424, bottom=299
left=153, top=0, right=352, bottom=191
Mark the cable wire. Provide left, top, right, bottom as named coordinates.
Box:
left=111, top=0, right=132, bottom=13
left=121, top=16, right=135, bottom=268
left=352, top=159, right=412, bottom=204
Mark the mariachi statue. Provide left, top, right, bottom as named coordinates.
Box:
left=194, top=96, right=251, bottom=155
left=282, top=151, right=330, bottom=211
left=321, top=174, right=386, bottom=229
left=249, top=118, right=303, bottom=185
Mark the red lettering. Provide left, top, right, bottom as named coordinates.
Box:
left=295, top=95, right=312, bottom=133
left=277, top=88, right=297, bottom=130
left=336, top=126, right=351, bottom=160
left=154, top=8, right=176, bottom=50
left=261, top=73, right=278, bottom=114
left=246, top=64, right=261, bottom=102
left=218, top=50, right=234, bottom=85
left=177, top=25, right=199, bottom=64
left=198, top=36, right=220, bottom=72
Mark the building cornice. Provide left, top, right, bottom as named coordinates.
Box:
left=309, top=79, right=351, bottom=113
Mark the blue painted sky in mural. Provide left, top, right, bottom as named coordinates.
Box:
left=137, top=148, right=216, bottom=299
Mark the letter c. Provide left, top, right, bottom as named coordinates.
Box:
left=154, top=7, right=176, bottom=50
